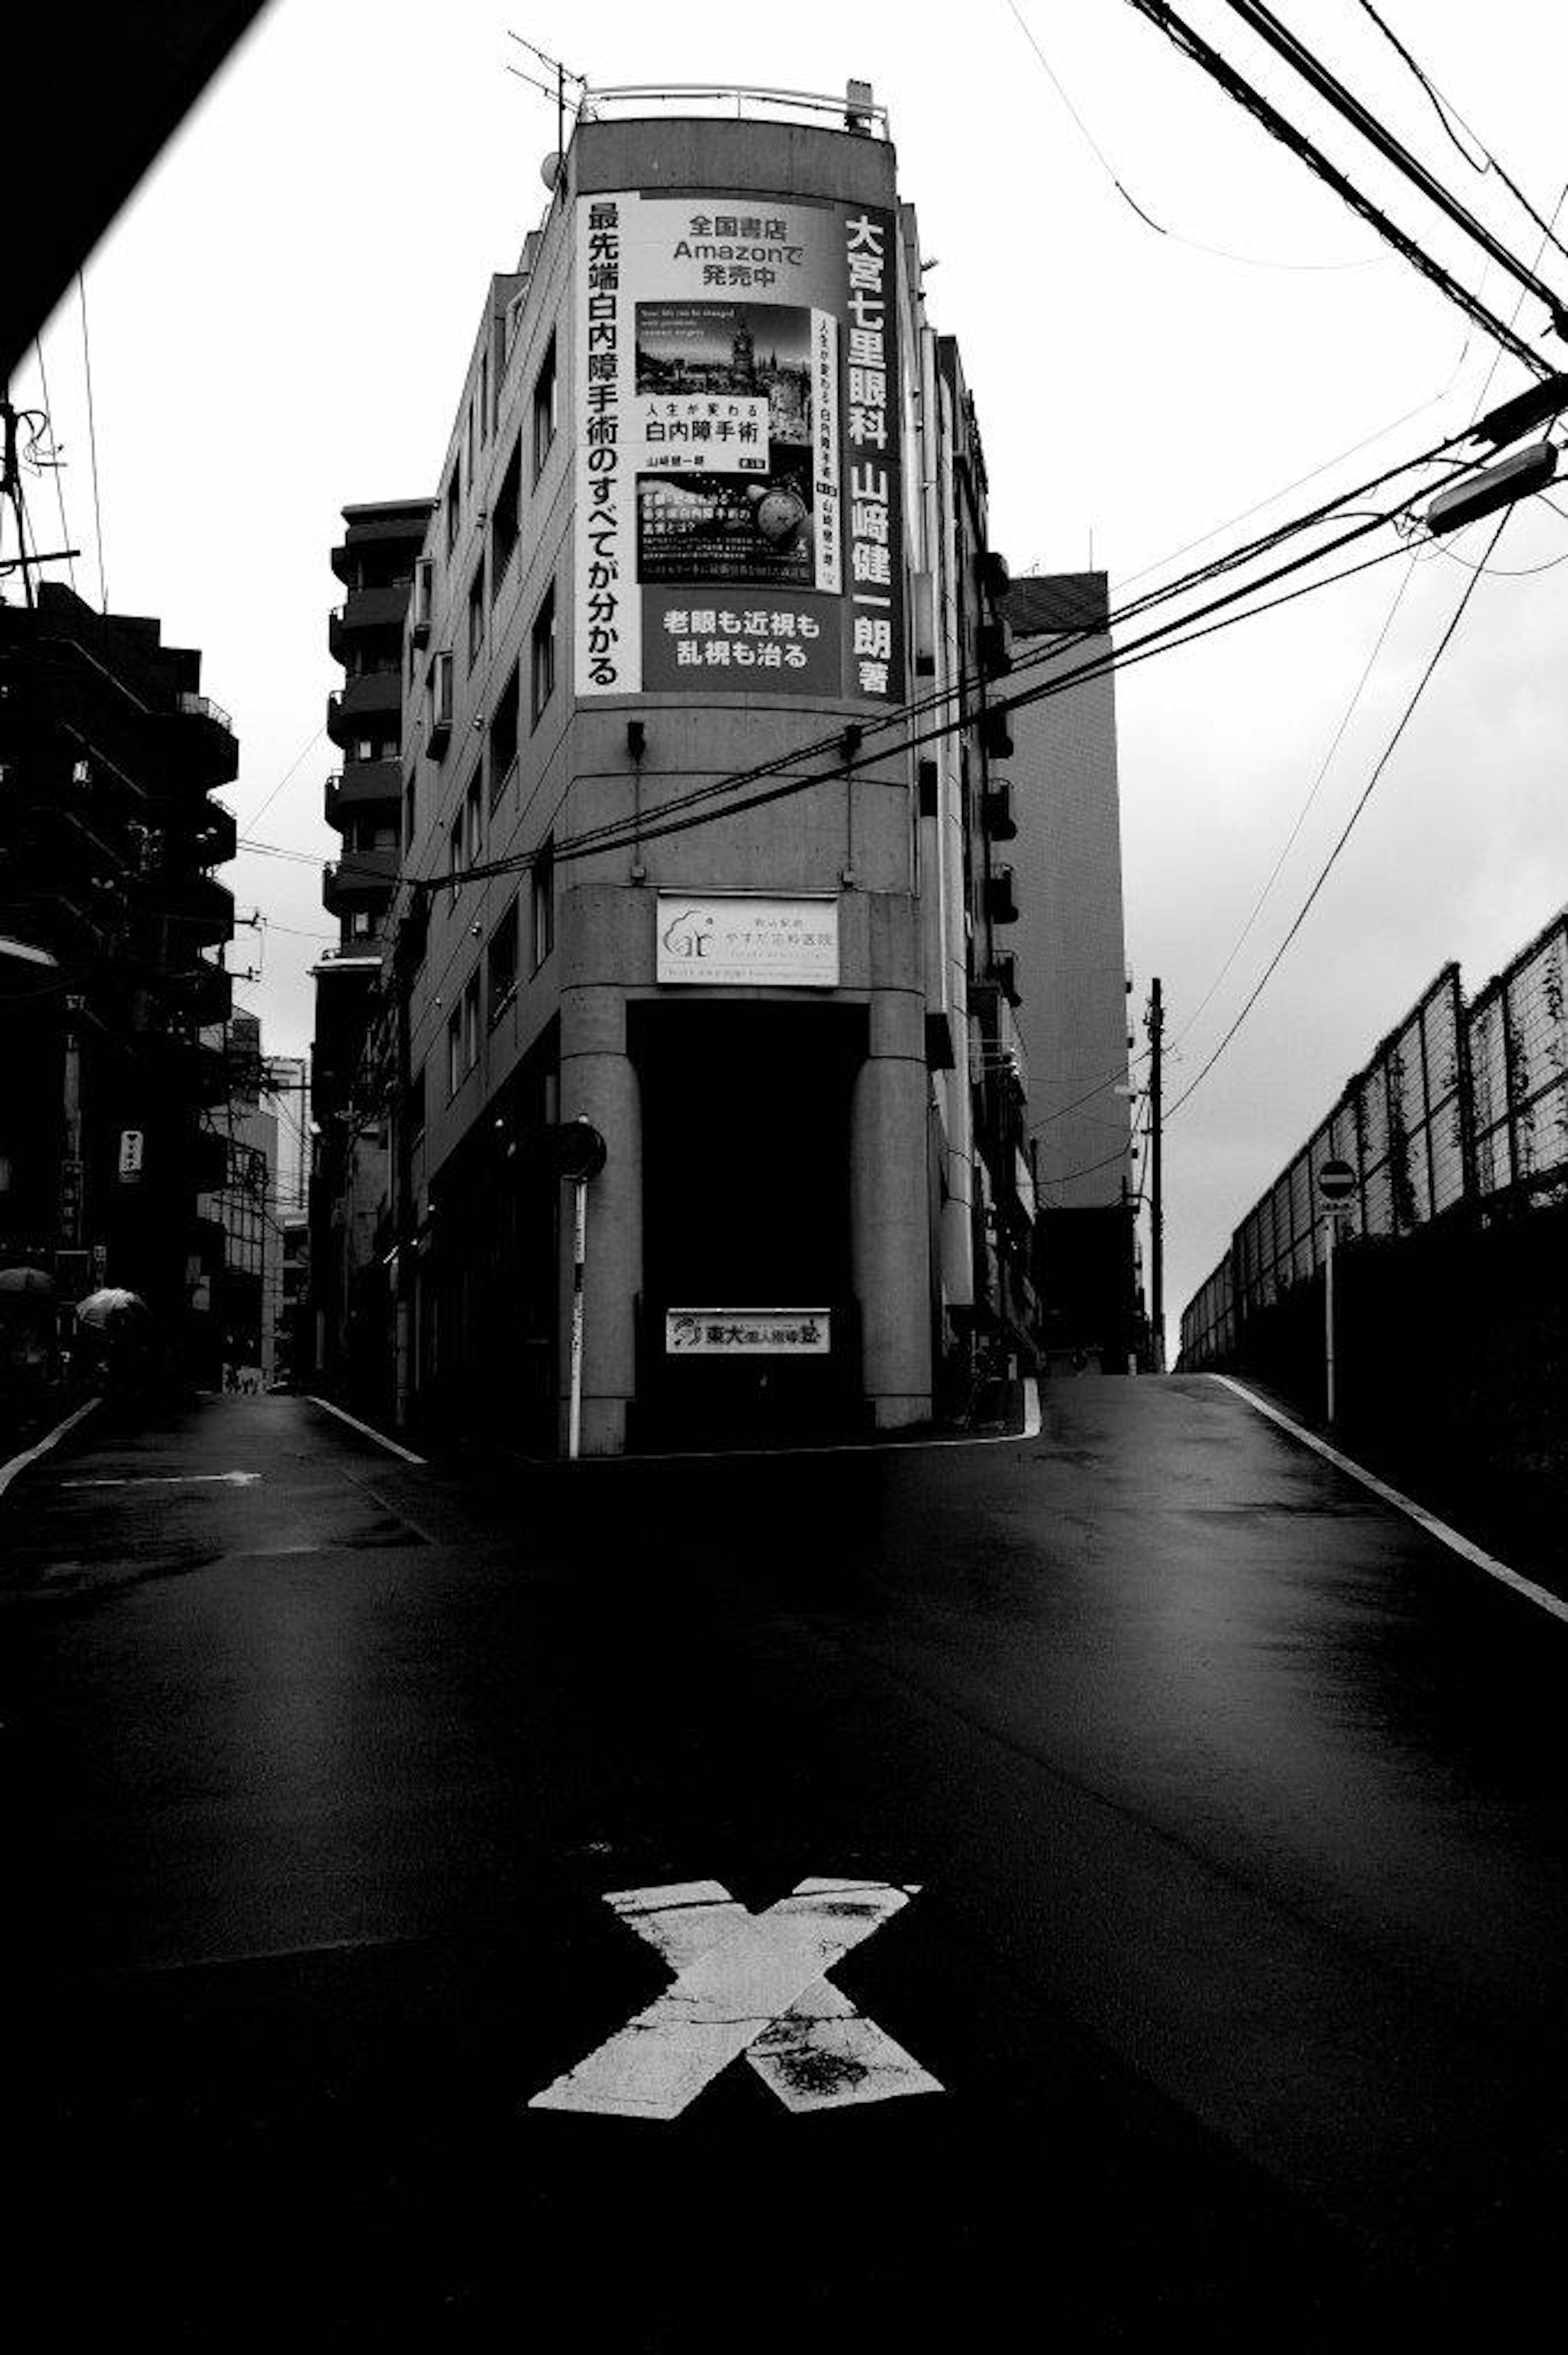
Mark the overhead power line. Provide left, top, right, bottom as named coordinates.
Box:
left=1356, top=0, right=1568, bottom=275
left=1219, top=0, right=1568, bottom=337
left=1166, top=505, right=1512, bottom=1121
left=1123, top=0, right=1552, bottom=378
left=1002, top=0, right=1377, bottom=271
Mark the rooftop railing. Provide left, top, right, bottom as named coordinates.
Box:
left=579, top=81, right=889, bottom=138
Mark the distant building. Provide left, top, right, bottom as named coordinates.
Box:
left=0, top=582, right=236, bottom=1371
left=196, top=1008, right=279, bottom=1383
left=310, top=499, right=432, bottom=1406
left=1002, top=572, right=1143, bottom=1371
left=319, top=86, right=1033, bottom=1452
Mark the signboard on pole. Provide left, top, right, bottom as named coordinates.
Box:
left=117, top=1128, right=145, bottom=1184
left=1316, top=1158, right=1356, bottom=1204
left=575, top=190, right=903, bottom=705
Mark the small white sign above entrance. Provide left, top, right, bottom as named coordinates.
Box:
left=667, top=1309, right=831, bottom=1355
left=656, top=893, right=839, bottom=988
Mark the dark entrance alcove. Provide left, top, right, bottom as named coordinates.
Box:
left=628, top=999, right=867, bottom=1448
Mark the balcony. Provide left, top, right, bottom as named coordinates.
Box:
left=145, top=690, right=239, bottom=788
left=984, top=864, right=1018, bottom=925
left=158, top=869, right=236, bottom=947
left=325, top=760, right=401, bottom=825
left=188, top=801, right=237, bottom=865
left=982, top=782, right=1017, bottom=842
left=326, top=668, right=403, bottom=748
left=328, top=582, right=412, bottom=662
left=323, top=845, right=399, bottom=915
left=171, top=957, right=233, bottom=1026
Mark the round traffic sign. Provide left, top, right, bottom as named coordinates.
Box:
left=1317, top=1157, right=1356, bottom=1202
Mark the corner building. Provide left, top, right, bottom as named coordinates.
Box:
left=393, top=89, right=1027, bottom=1454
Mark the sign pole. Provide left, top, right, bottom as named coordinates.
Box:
left=1315, top=1158, right=1356, bottom=1428
left=568, top=1174, right=588, bottom=1461
left=1324, top=1212, right=1336, bottom=1427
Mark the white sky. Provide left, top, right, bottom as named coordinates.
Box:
left=16, top=0, right=1568, bottom=1337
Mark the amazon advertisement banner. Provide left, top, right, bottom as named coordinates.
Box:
left=575, top=191, right=902, bottom=703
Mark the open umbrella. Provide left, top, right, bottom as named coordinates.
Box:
left=74, top=1287, right=149, bottom=1328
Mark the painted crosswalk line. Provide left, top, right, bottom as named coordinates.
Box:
left=529, top=1877, right=943, bottom=2120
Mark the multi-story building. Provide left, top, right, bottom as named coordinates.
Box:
left=0, top=581, right=236, bottom=1376
left=323, top=84, right=1032, bottom=1453
left=310, top=499, right=432, bottom=1403
left=1002, top=572, right=1142, bottom=1370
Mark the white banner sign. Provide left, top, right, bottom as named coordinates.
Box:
left=666, top=1309, right=831, bottom=1356
left=655, top=894, right=839, bottom=988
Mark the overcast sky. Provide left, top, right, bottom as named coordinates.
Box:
left=16, top=0, right=1568, bottom=1335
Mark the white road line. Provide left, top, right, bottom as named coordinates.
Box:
left=305, top=1396, right=427, bottom=1465
left=0, top=1397, right=100, bottom=1501
left=1214, top=1374, right=1568, bottom=1627
left=529, top=1877, right=942, bottom=2120
left=60, top=1471, right=261, bottom=1489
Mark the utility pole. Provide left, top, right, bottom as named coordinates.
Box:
left=1147, top=978, right=1165, bottom=1373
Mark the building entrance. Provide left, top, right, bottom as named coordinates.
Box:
left=629, top=1001, right=865, bottom=1447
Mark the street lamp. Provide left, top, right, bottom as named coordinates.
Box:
left=1425, top=440, right=1558, bottom=535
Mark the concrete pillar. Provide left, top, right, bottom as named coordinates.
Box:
left=559, top=986, right=641, bottom=1456
left=850, top=1019, right=932, bottom=1429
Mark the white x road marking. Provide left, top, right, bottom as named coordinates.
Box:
left=529, top=1877, right=943, bottom=2120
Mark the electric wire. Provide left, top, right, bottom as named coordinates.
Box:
left=1124, top=0, right=1550, bottom=377
left=1356, top=0, right=1568, bottom=274
left=76, top=271, right=107, bottom=611
left=1002, top=0, right=1377, bottom=270
left=1165, top=505, right=1511, bottom=1122
left=30, top=335, right=76, bottom=595
left=1218, top=0, right=1568, bottom=334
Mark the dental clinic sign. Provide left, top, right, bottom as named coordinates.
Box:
left=656, top=894, right=840, bottom=988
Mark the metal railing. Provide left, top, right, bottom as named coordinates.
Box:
left=178, top=691, right=233, bottom=732
left=581, top=82, right=890, bottom=137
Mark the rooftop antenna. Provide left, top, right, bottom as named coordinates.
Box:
left=507, top=29, right=588, bottom=177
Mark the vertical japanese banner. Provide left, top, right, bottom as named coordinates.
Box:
left=575, top=191, right=641, bottom=698
left=575, top=191, right=902, bottom=705
left=838, top=204, right=903, bottom=704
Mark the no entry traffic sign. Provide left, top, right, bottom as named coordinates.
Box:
left=1317, top=1158, right=1356, bottom=1203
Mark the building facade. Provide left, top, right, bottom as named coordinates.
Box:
left=310, top=499, right=432, bottom=1404
left=0, top=582, right=236, bottom=1383
left=320, top=87, right=1032, bottom=1453
left=1002, top=572, right=1143, bottom=1371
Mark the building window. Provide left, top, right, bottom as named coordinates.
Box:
left=487, top=896, right=519, bottom=1021
left=530, top=581, right=556, bottom=724
left=489, top=665, right=519, bottom=809
left=532, top=333, right=557, bottom=480
left=480, top=350, right=491, bottom=443
left=491, top=435, right=520, bottom=592
left=348, top=908, right=376, bottom=941
left=445, top=466, right=460, bottom=558
left=447, top=1006, right=463, bottom=1100
left=449, top=814, right=463, bottom=902
left=467, top=558, right=486, bottom=670
left=463, top=973, right=480, bottom=1074
left=406, top=1062, right=426, bottom=1151
left=531, top=838, right=554, bottom=971
left=403, top=773, right=417, bottom=849
left=465, top=770, right=483, bottom=868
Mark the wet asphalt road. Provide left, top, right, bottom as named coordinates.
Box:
left=3, top=1378, right=1566, bottom=2342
